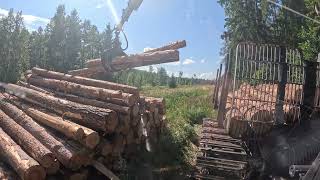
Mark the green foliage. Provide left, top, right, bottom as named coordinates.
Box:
left=168, top=73, right=177, bottom=88
left=140, top=85, right=216, bottom=171
left=219, top=0, right=320, bottom=62
left=112, top=68, right=212, bottom=88
left=0, top=9, right=30, bottom=83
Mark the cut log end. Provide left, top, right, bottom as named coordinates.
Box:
left=24, top=165, right=46, bottom=180
left=85, top=132, right=100, bottom=149
left=45, top=160, right=60, bottom=175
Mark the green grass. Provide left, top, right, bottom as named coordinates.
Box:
left=141, top=85, right=217, bottom=171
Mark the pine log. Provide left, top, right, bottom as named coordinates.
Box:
left=0, top=128, right=46, bottom=180
left=0, top=96, right=88, bottom=170
left=0, top=162, right=19, bottom=180
left=143, top=40, right=187, bottom=53
left=31, top=67, right=139, bottom=95
left=91, top=160, right=120, bottom=180
left=112, top=134, right=125, bottom=156
left=18, top=81, right=131, bottom=115
left=45, top=129, right=93, bottom=168
left=27, top=74, right=137, bottom=106
left=68, top=50, right=179, bottom=76
left=145, top=97, right=166, bottom=114
left=81, top=126, right=100, bottom=149
left=97, top=139, right=113, bottom=157
left=59, top=168, right=88, bottom=180
left=0, top=108, right=56, bottom=171
left=13, top=102, right=85, bottom=142
left=4, top=84, right=118, bottom=133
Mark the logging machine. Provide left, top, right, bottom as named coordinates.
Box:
left=101, top=0, right=143, bottom=73
left=195, top=2, right=320, bottom=180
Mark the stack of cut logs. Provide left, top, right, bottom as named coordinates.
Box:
left=0, top=68, right=167, bottom=180
left=225, top=83, right=302, bottom=137
left=0, top=40, right=185, bottom=180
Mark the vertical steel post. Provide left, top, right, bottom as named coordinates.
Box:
left=275, top=46, right=287, bottom=125
left=301, top=60, right=318, bottom=128
left=214, top=64, right=223, bottom=109
left=217, top=53, right=232, bottom=128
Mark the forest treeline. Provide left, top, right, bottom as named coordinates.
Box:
left=0, top=5, right=211, bottom=87
left=113, top=67, right=212, bottom=88
left=219, top=0, right=320, bottom=61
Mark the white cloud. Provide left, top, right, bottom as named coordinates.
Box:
left=198, top=72, right=215, bottom=80
left=182, top=58, right=195, bottom=65
left=200, top=59, right=206, bottom=63
left=143, top=47, right=155, bottom=52
left=0, top=8, right=49, bottom=31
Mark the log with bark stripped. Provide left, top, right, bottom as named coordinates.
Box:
left=4, top=84, right=118, bottom=133
left=32, top=67, right=139, bottom=95
left=68, top=50, right=179, bottom=76
left=26, top=74, right=137, bottom=106
left=0, top=107, right=57, bottom=173
left=0, top=128, right=46, bottom=180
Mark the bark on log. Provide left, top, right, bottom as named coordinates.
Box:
left=68, top=50, right=179, bottom=76
left=0, top=128, right=46, bottom=180
left=0, top=162, right=19, bottom=180
left=18, top=81, right=131, bottom=115
left=81, top=126, right=100, bottom=149
left=45, top=129, right=93, bottom=168
left=143, top=40, right=187, bottom=53
left=32, top=67, right=139, bottom=95
left=27, top=74, right=137, bottom=107
left=0, top=96, right=88, bottom=170
left=97, top=139, right=113, bottom=157
left=4, top=84, right=118, bottom=133
left=13, top=102, right=85, bottom=142
left=0, top=108, right=56, bottom=171
left=145, top=97, right=166, bottom=114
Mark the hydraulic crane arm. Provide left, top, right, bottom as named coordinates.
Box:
left=117, top=0, right=143, bottom=31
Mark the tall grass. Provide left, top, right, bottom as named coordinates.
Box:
left=141, top=85, right=216, bottom=172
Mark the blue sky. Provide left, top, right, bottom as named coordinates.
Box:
left=0, top=0, right=225, bottom=79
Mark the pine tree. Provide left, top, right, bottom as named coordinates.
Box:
left=46, top=5, right=67, bottom=72
left=0, top=9, right=30, bottom=83
left=81, top=20, right=101, bottom=67
left=65, top=9, right=81, bottom=70
left=168, top=73, right=177, bottom=88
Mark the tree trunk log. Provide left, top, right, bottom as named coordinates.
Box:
left=4, top=84, right=118, bottom=133
left=68, top=50, right=179, bottom=76
left=18, top=81, right=131, bottom=114
left=13, top=101, right=85, bottom=142
left=0, top=128, right=46, bottom=180
left=143, top=40, right=186, bottom=53
left=27, top=74, right=137, bottom=107
left=0, top=96, right=88, bottom=170
left=45, top=129, right=93, bottom=168
left=145, top=97, right=166, bottom=114
left=0, top=108, right=56, bottom=171
left=81, top=126, right=100, bottom=150
left=32, top=67, right=139, bottom=95
left=0, top=161, right=19, bottom=180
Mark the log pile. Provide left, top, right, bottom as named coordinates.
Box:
left=68, top=40, right=186, bottom=78
left=225, top=83, right=302, bottom=138
left=0, top=68, right=168, bottom=180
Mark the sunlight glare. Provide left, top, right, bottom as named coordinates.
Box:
left=106, top=0, right=120, bottom=24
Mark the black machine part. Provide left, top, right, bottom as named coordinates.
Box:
left=101, top=0, right=143, bottom=72
left=259, top=61, right=319, bottom=177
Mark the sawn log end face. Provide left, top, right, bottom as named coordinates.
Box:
left=24, top=165, right=46, bottom=180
